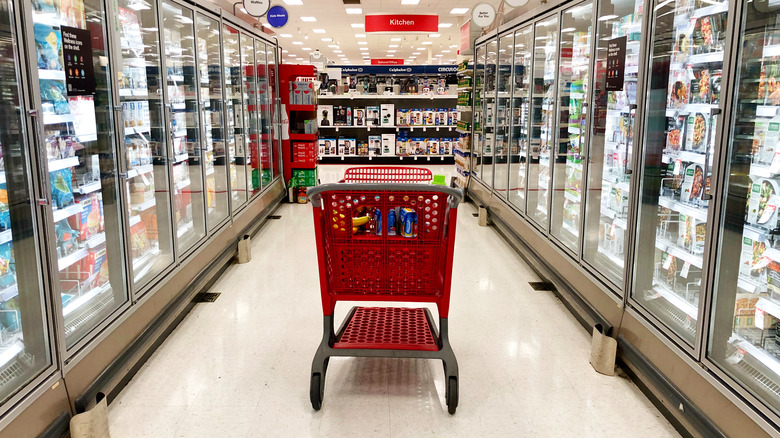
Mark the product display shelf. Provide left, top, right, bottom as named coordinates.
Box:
left=455, top=62, right=474, bottom=189
left=280, top=64, right=318, bottom=185
left=318, top=94, right=456, bottom=100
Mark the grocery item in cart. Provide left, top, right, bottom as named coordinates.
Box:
left=686, top=113, right=708, bottom=152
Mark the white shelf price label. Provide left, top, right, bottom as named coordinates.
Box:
left=770, top=152, right=780, bottom=174
left=680, top=261, right=691, bottom=279
left=756, top=308, right=766, bottom=330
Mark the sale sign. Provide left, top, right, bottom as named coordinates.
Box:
left=365, top=14, right=438, bottom=33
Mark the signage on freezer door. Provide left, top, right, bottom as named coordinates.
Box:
left=606, top=37, right=627, bottom=91
left=61, top=26, right=96, bottom=96
left=365, top=14, right=438, bottom=33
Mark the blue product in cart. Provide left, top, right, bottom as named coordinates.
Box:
left=399, top=207, right=417, bottom=238
left=387, top=208, right=396, bottom=236
left=374, top=208, right=382, bottom=235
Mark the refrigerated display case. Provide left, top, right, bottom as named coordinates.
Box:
left=223, top=25, right=246, bottom=210
left=527, top=15, right=559, bottom=231
left=583, top=0, right=643, bottom=288
left=196, top=14, right=229, bottom=231
left=268, top=46, right=280, bottom=181
left=473, top=46, right=486, bottom=181
left=493, top=32, right=513, bottom=195
left=550, top=2, right=593, bottom=252
left=633, top=0, right=729, bottom=345
left=115, top=0, right=175, bottom=290
left=508, top=26, right=532, bottom=212
left=29, top=0, right=131, bottom=349
left=254, top=41, right=271, bottom=192
left=0, top=0, right=54, bottom=405
left=709, top=0, right=780, bottom=419
left=482, top=39, right=498, bottom=187
left=241, top=34, right=257, bottom=200
left=162, top=0, right=206, bottom=255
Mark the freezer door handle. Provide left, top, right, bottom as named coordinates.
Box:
left=28, top=109, right=50, bottom=205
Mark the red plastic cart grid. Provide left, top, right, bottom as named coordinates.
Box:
left=307, top=183, right=463, bottom=414
left=339, top=166, right=433, bottom=183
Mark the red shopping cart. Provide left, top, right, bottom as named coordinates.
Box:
left=339, top=166, right=433, bottom=183
left=307, top=182, right=463, bottom=414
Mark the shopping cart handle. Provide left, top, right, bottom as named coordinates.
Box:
left=307, top=183, right=464, bottom=209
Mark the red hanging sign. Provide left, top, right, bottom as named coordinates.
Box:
left=371, top=59, right=405, bottom=65
left=365, top=14, right=438, bottom=33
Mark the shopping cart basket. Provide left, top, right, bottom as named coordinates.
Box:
left=307, top=183, right=463, bottom=414
left=339, top=166, right=433, bottom=183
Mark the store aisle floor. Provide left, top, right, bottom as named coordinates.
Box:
left=108, top=168, right=679, bottom=437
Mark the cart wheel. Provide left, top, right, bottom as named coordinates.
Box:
left=446, top=376, right=458, bottom=415
left=310, top=373, right=323, bottom=410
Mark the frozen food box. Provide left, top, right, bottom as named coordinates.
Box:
left=680, top=164, right=705, bottom=203
left=690, top=66, right=712, bottom=105
left=760, top=116, right=780, bottom=165
left=685, top=113, right=708, bottom=152
left=677, top=214, right=706, bottom=254
left=318, top=105, right=334, bottom=127
left=747, top=178, right=780, bottom=228
left=667, top=69, right=689, bottom=109
left=739, top=235, right=769, bottom=283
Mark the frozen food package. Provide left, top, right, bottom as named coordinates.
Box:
left=685, top=113, right=708, bottom=152
left=690, top=66, right=711, bottom=104
left=34, top=23, right=64, bottom=71
left=667, top=69, right=689, bottom=109
left=747, top=179, right=780, bottom=227
left=680, top=164, right=705, bottom=203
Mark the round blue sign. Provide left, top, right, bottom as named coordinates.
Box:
left=267, top=5, right=289, bottom=28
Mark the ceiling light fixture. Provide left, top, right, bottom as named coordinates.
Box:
left=391, top=37, right=402, bottom=41
left=345, top=8, right=362, bottom=14
left=449, top=44, right=458, bottom=48
left=355, top=34, right=366, bottom=38
left=280, top=34, right=293, bottom=38
left=351, top=23, right=364, bottom=28
left=359, top=47, right=369, bottom=51
left=422, top=41, right=432, bottom=45
left=442, top=50, right=451, bottom=53
left=401, top=0, right=420, bottom=4
left=387, top=50, right=396, bottom=53
left=300, top=16, right=316, bottom=22
left=389, top=44, right=398, bottom=48
left=293, top=41, right=303, bottom=45
left=438, top=23, right=453, bottom=28
left=358, top=41, right=368, bottom=45
left=302, top=47, right=311, bottom=51
left=429, top=33, right=441, bottom=38
left=313, top=29, right=326, bottom=33
left=321, top=37, right=333, bottom=41
left=334, top=50, right=342, bottom=53
left=282, top=0, right=303, bottom=4
left=450, top=8, right=469, bottom=14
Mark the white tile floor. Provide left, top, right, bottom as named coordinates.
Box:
left=108, top=165, right=679, bottom=437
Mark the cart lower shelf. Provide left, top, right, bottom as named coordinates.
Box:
left=334, top=306, right=438, bottom=351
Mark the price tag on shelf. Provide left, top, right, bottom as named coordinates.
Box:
left=680, top=261, right=691, bottom=279
left=756, top=308, right=766, bottom=329
left=673, top=159, right=682, bottom=175
left=663, top=254, right=674, bottom=270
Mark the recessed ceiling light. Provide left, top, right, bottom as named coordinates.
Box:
left=355, top=34, right=366, bottom=38
left=409, top=56, right=417, bottom=59
left=422, top=41, right=432, bottom=45
left=450, top=8, right=469, bottom=14
left=282, top=0, right=302, bottom=5
left=598, top=14, right=619, bottom=21
left=301, top=16, right=316, bottom=22
left=313, top=29, right=326, bottom=33
left=302, top=47, right=311, bottom=51
left=413, top=52, right=421, bottom=55
left=328, top=44, right=339, bottom=48
left=360, top=47, right=369, bottom=51
left=389, top=45, right=398, bottom=48
left=351, top=23, right=364, bottom=28
left=429, top=33, right=441, bottom=38
left=358, top=41, right=368, bottom=45
left=386, top=54, right=395, bottom=57
left=435, top=54, right=443, bottom=57
left=439, top=23, right=453, bottom=28
left=280, top=34, right=293, bottom=38
left=282, top=49, right=288, bottom=53
left=345, top=8, right=362, bottom=14
left=442, top=50, right=451, bottom=53
left=401, top=0, right=420, bottom=4
left=321, top=37, right=333, bottom=42
left=293, top=41, right=303, bottom=45
left=334, top=50, right=342, bottom=53
left=449, top=44, right=458, bottom=48
left=391, top=38, right=402, bottom=42
left=387, top=50, right=396, bottom=53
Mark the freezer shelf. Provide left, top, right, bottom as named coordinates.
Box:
left=658, top=196, right=709, bottom=222
left=655, top=237, right=703, bottom=269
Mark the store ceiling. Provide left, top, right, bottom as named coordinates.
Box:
left=215, top=0, right=505, bottom=65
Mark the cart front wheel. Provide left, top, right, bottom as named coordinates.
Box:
left=446, top=376, right=458, bottom=415
left=310, top=373, right=323, bottom=410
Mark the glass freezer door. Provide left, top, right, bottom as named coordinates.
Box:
left=483, top=38, right=498, bottom=187
left=241, top=34, right=258, bottom=198
left=508, top=26, right=533, bottom=213
left=195, top=14, right=229, bottom=231
left=0, top=0, right=53, bottom=403
left=494, top=33, right=514, bottom=196
left=162, top=1, right=206, bottom=255
left=29, top=0, right=130, bottom=348
left=583, top=0, right=644, bottom=287
left=473, top=45, right=486, bottom=181
left=223, top=26, right=246, bottom=211
left=254, top=40, right=270, bottom=192
left=528, top=15, right=560, bottom=231
left=709, top=0, right=780, bottom=417
left=268, top=46, right=280, bottom=181
left=115, top=0, right=175, bottom=289
left=550, top=3, right=593, bottom=252
left=633, top=0, right=728, bottom=345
